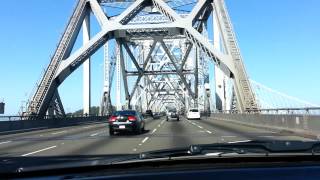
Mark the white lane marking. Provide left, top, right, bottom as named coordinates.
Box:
left=133, top=148, right=137, bottom=152
left=222, top=136, right=236, bottom=138
left=21, top=146, right=57, bottom=157
left=142, top=137, right=149, bottom=143
left=158, top=124, right=161, bottom=128
left=228, top=140, right=251, bottom=144
left=90, top=133, right=99, bottom=137
left=151, top=129, right=157, bottom=134
left=187, top=120, right=213, bottom=134
left=51, top=131, right=66, bottom=135
left=83, top=125, right=96, bottom=129
left=138, top=143, right=142, bottom=146
left=259, top=136, right=274, bottom=138
left=90, top=131, right=105, bottom=137
left=0, top=141, right=11, bottom=145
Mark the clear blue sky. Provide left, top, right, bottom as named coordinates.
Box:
left=0, top=0, right=320, bottom=115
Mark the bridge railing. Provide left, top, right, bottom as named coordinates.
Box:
left=0, top=115, right=109, bottom=135
left=0, top=114, right=109, bottom=121
left=210, top=112, right=320, bottom=139
left=210, top=107, right=320, bottom=115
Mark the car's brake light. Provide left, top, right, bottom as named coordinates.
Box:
left=109, top=116, right=117, bottom=122
left=128, top=116, right=137, bottom=121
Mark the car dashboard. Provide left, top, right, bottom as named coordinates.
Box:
left=8, top=155, right=320, bottom=179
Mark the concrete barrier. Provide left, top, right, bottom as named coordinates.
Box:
left=210, top=113, right=320, bottom=139
left=0, top=116, right=108, bottom=135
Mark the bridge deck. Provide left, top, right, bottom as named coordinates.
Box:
left=0, top=117, right=312, bottom=157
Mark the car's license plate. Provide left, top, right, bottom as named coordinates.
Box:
left=119, top=125, right=125, bottom=129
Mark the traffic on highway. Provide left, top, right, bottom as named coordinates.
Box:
left=0, top=112, right=314, bottom=173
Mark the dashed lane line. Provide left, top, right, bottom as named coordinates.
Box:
left=21, top=146, right=57, bottom=157
left=90, top=133, right=99, bottom=137
left=51, top=131, right=67, bottom=135
left=83, top=125, right=98, bottom=129
left=186, top=120, right=214, bottom=135
left=222, top=136, right=237, bottom=138
left=0, top=141, right=11, bottom=145
left=259, top=136, right=275, bottom=138
left=151, top=129, right=157, bottom=134
left=90, top=131, right=106, bottom=137
left=133, top=119, right=164, bottom=152
left=142, top=137, right=149, bottom=144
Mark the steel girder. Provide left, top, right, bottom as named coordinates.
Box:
left=28, top=0, right=257, bottom=116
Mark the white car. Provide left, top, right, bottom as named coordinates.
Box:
left=187, top=108, right=201, bottom=120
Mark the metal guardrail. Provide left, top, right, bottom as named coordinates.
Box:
left=211, top=113, right=320, bottom=138
left=0, top=114, right=108, bottom=121
left=210, top=107, right=320, bottom=115
left=251, top=107, right=320, bottom=115
left=0, top=115, right=108, bottom=135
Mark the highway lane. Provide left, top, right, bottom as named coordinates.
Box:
left=0, top=123, right=108, bottom=156
left=0, top=116, right=314, bottom=157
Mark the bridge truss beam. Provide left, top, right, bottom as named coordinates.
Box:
left=27, top=0, right=258, bottom=117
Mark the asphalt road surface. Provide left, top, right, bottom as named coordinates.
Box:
left=0, top=117, right=314, bottom=157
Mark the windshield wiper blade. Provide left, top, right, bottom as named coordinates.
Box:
left=139, top=147, right=190, bottom=160
left=138, top=140, right=320, bottom=160
left=190, top=140, right=320, bottom=155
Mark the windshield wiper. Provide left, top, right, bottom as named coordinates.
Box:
left=12, top=141, right=320, bottom=174
left=139, top=140, right=320, bottom=160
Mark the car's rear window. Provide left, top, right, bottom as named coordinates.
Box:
left=190, top=109, right=199, bottom=112
left=113, top=111, right=136, bottom=116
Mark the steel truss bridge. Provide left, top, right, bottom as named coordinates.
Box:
left=1, top=0, right=320, bottom=163
left=25, top=0, right=319, bottom=117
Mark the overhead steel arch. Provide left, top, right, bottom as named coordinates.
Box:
left=27, top=0, right=258, bottom=117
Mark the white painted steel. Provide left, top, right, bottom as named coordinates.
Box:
left=83, top=13, right=91, bottom=115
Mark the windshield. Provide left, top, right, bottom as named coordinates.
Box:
left=0, top=0, right=320, bottom=174
left=190, top=109, right=199, bottom=112
left=113, top=111, right=136, bottom=116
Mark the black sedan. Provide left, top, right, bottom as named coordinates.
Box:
left=108, top=110, right=145, bottom=135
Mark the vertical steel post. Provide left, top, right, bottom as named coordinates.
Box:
left=195, top=47, right=199, bottom=108
left=83, top=12, right=91, bottom=115
left=116, top=41, right=122, bottom=110
left=213, top=5, right=226, bottom=111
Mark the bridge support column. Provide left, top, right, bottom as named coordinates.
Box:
left=116, top=42, right=122, bottom=110
left=100, top=42, right=111, bottom=116
left=194, top=47, right=199, bottom=108
left=83, top=13, right=91, bottom=115
left=213, top=8, right=226, bottom=111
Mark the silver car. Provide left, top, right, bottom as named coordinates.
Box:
left=166, top=109, right=180, bottom=121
